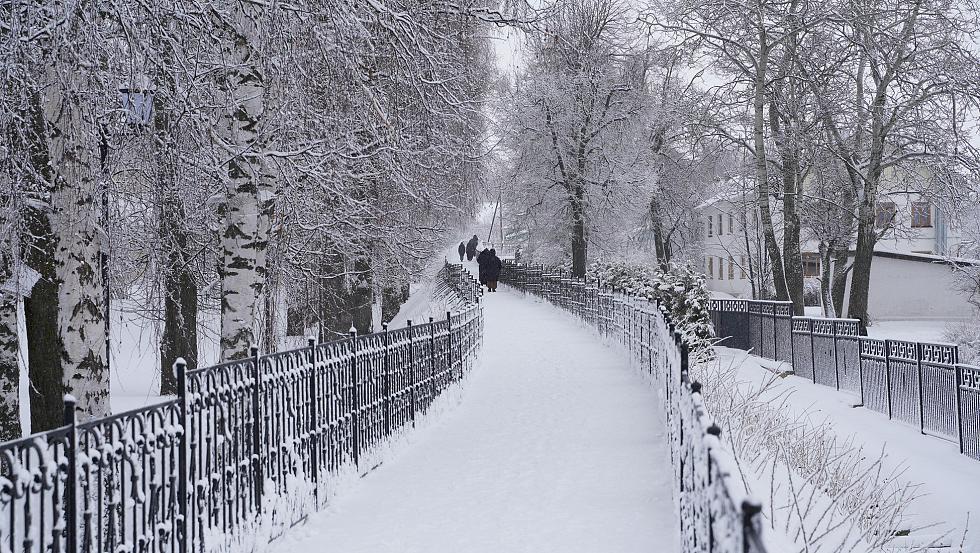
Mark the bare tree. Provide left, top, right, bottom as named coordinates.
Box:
left=504, top=0, right=649, bottom=275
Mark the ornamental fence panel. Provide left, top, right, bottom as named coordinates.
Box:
left=711, top=299, right=978, bottom=462
left=0, top=261, right=482, bottom=553
left=958, top=365, right=980, bottom=460
left=501, top=261, right=780, bottom=553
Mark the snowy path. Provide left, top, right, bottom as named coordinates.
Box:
left=272, top=285, right=679, bottom=553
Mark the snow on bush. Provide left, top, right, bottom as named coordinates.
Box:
left=587, top=261, right=714, bottom=354
left=944, top=320, right=980, bottom=365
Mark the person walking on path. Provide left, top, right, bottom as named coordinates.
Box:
left=485, top=249, right=502, bottom=292
left=465, top=235, right=479, bottom=261
left=476, top=247, right=490, bottom=286
left=458, top=242, right=466, bottom=262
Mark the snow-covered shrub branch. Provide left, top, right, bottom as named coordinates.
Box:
left=693, top=358, right=932, bottom=552
left=587, top=261, right=714, bottom=355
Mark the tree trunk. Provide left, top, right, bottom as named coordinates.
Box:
left=160, top=191, right=198, bottom=395
left=752, top=42, right=788, bottom=301
left=818, top=242, right=835, bottom=317
left=42, top=60, right=108, bottom=419
left=570, top=183, right=587, bottom=277
left=831, top=245, right=849, bottom=317
left=218, top=3, right=268, bottom=361
left=847, top=201, right=876, bottom=332
left=0, top=253, right=19, bottom=440
left=20, top=92, right=64, bottom=432
left=154, top=93, right=199, bottom=395
left=779, top=155, right=804, bottom=313
left=650, top=198, right=671, bottom=266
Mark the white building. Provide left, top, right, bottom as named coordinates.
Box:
left=695, top=184, right=977, bottom=321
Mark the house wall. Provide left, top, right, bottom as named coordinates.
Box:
left=698, top=201, right=755, bottom=297
left=842, top=254, right=976, bottom=321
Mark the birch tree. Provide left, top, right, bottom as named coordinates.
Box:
left=39, top=7, right=109, bottom=418
left=211, top=2, right=273, bottom=361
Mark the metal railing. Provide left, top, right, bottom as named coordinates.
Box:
left=710, top=299, right=980, bottom=462
left=501, top=261, right=777, bottom=553
left=0, top=261, right=483, bottom=553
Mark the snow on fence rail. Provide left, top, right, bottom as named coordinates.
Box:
left=710, top=299, right=980, bottom=462
left=0, top=261, right=483, bottom=553
left=500, top=261, right=782, bottom=553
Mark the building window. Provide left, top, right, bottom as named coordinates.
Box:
left=875, top=202, right=897, bottom=229
left=728, top=256, right=735, bottom=280
left=740, top=256, right=747, bottom=279
left=707, top=257, right=713, bottom=277
left=717, top=214, right=723, bottom=236
left=707, top=217, right=713, bottom=237
left=718, top=257, right=724, bottom=280
left=911, top=202, right=932, bottom=228
left=802, top=253, right=821, bottom=277
left=728, top=214, right=734, bottom=234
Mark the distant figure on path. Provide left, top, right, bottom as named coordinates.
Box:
left=485, top=249, right=502, bottom=292
left=465, top=235, right=479, bottom=261
left=458, top=242, right=466, bottom=262
left=476, top=247, right=490, bottom=285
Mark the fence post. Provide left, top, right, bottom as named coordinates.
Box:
left=680, top=337, right=689, bottom=388
left=832, top=322, right=841, bottom=390
left=407, top=320, right=416, bottom=425
left=63, top=394, right=78, bottom=553
left=884, top=340, right=893, bottom=419
left=916, top=343, right=925, bottom=433
left=741, top=500, right=763, bottom=553
left=250, top=344, right=263, bottom=513
left=174, top=358, right=189, bottom=553
left=383, top=323, right=391, bottom=436
left=306, top=337, right=319, bottom=503
left=446, top=311, right=454, bottom=384
left=429, top=317, right=436, bottom=405
left=955, top=364, right=965, bottom=454
left=350, top=328, right=360, bottom=467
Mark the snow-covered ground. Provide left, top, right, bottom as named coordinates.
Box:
left=716, top=346, right=980, bottom=551
left=271, top=287, right=679, bottom=553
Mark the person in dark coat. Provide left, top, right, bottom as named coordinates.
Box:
left=465, top=235, right=479, bottom=261
left=457, top=241, right=466, bottom=262
left=476, top=247, right=490, bottom=284
left=485, top=249, right=502, bottom=292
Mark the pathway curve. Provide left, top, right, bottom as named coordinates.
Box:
left=272, top=283, right=679, bottom=553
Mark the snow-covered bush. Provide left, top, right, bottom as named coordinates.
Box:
left=803, top=278, right=822, bottom=307
left=944, top=321, right=980, bottom=365
left=587, top=261, right=714, bottom=354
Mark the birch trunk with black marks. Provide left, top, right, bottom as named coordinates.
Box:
left=16, top=92, right=64, bottom=432
left=217, top=3, right=270, bottom=361
left=0, top=247, right=19, bottom=440
left=42, top=59, right=109, bottom=419
left=752, top=39, right=788, bottom=302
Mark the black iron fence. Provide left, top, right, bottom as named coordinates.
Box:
left=710, top=299, right=980, bottom=462
left=0, top=261, right=483, bottom=553
left=501, top=261, right=779, bottom=553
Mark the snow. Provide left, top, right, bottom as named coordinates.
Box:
left=715, top=346, right=980, bottom=550
left=866, top=320, right=952, bottom=343
left=271, top=286, right=679, bottom=553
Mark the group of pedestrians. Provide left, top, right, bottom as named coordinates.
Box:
left=458, top=235, right=501, bottom=292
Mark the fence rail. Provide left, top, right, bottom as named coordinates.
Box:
left=0, top=261, right=483, bottom=553
left=711, top=299, right=980, bottom=462
left=501, top=261, right=778, bottom=553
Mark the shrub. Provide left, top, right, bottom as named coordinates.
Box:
left=587, top=261, right=714, bottom=355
